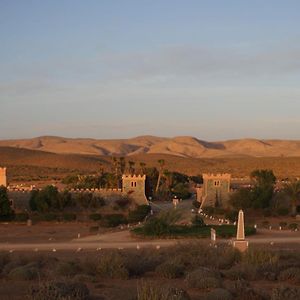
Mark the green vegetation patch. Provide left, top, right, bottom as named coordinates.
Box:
left=132, top=224, right=256, bottom=238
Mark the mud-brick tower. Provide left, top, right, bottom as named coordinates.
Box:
left=122, top=174, right=148, bottom=205
left=0, top=167, right=7, bottom=187
left=200, top=173, right=231, bottom=208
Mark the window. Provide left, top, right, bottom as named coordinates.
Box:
left=214, top=180, right=220, bottom=187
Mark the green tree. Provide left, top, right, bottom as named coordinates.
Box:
left=0, top=186, right=13, bottom=217
left=229, top=188, right=252, bottom=210
left=128, top=161, right=135, bottom=175
left=251, top=169, right=276, bottom=209
left=283, top=179, right=300, bottom=215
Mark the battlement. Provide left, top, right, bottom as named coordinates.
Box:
left=70, top=188, right=122, bottom=193
left=0, top=167, right=7, bottom=187
left=122, top=174, right=146, bottom=180
left=203, top=173, right=231, bottom=180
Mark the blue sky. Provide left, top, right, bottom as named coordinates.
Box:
left=1, top=0, right=300, bottom=140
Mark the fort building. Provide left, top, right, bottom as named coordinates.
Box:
left=0, top=167, right=7, bottom=187
left=200, top=173, right=231, bottom=208
left=122, top=174, right=148, bottom=205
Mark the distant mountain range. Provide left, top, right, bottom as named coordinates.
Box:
left=1, top=135, right=300, bottom=158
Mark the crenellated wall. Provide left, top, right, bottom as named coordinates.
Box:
left=7, top=174, right=149, bottom=211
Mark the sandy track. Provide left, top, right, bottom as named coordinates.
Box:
left=0, top=228, right=299, bottom=252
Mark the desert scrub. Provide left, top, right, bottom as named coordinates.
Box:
left=137, top=280, right=190, bottom=300
left=278, top=267, right=300, bottom=284
left=28, top=280, right=89, bottom=300
left=96, top=251, right=128, bottom=279
left=124, top=250, right=163, bottom=277
left=223, top=264, right=258, bottom=281
left=169, top=242, right=240, bottom=271
left=185, top=267, right=221, bottom=289
left=271, top=286, right=300, bottom=300
left=8, top=263, right=39, bottom=280
left=242, top=249, right=279, bottom=266
left=202, top=288, right=233, bottom=300
left=155, top=261, right=185, bottom=279
left=55, top=260, right=81, bottom=277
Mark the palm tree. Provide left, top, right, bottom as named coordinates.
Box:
left=283, top=179, right=300, bottom=215
left=155, top=159, right=165, bottom=193
left=128, top=161, right=135, bottom=175
left=139, top=162, right=146, bottom=175
left=119, top=157, right=126, bottom=174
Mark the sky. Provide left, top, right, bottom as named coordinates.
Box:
left=1, top=0, right=300, bottom=140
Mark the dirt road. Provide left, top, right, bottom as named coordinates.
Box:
left=0, top=228, right=299, bottom=252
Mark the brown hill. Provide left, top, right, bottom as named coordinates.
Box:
left=1, top=136, right=300, bottom=158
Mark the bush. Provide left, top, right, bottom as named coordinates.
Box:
left=156, top=261, right=184, bottom=279
left=278, top=267, right=300, bottom=284
left=224, top=264, right=258, bottom=281
left=203, top=207, right=215, bottom=215
left=288, top=223, right=298, bottom=230
left=41, top=213, right=58, bottom=221
left=185, top=267, right=221, bottom=288
left=8, top=265, right=39, bottom=280
left=225, top=210, right=238, bottom=223
left=62, top=213, right=77, bottom=221
left=192, top=200, right=200, bottom=209
left=28, top=281, right=89, bottom=300
left=137, top=281, right=191, bottom=300
left=276, top=207, right=289, bottom=216
left=124, top=250, right=163, bottom=277
left=55, top=261, right=81, bottom=277
left=243, top=249, right=279, bottom=266
left=96, top=251, right=128, bottom=279
left=203, top=288, right=233, bottom=300
left=89, top=213, right=102, bottom=221
left=100, top=214, right=127, bottom=227
left=271, top=286, right=300, bottom=300
left=115, top=197, right=131, bottom=209
left=192, top=215, right=205, bottom=227
left=14, top=213, right=29, bottom=222
left=128, top=205, right=151, bottom=223
left=279, top=222, right=287, bottom=228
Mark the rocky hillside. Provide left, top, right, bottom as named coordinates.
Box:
left=1, top=136, right=300, bottom=158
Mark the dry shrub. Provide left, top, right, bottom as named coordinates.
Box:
left=124, top=249, right=163, bottom=277
left=96, top=251, right=128, bottom=279
left=202, top=288, right=233, bottom=300
left=55, top=260, right=81, bottom=277
left=223, top=280, right=269, bottom=300
left=278, top=267, right=300, bottom=284
left=8, top=263, right=39, bottom=281
left=155, top=261, right=184, bottom=279
left=185, top=267, right=221, bottom=289
left=137, top=280, right=190, bottom=300
left=242, top=249, right=279, bottom=266
left=271, top=286, right=300, bottom=300
left=28, top=280, right=89, bottom=300
left=223, top=264, right=258, bottom=281
left=169, top=242, right=240, bottom=271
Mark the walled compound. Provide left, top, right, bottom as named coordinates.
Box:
left=0, top=167, right=148, bottom=211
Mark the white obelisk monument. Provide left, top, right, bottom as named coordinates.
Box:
left=233, top=210, right=248, bottom=252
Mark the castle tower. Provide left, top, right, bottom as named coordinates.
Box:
left=0, top=167, right=7, bottom=187
left=200, top=173, right=231, bottom=208
left=122, top=174, right=148, bottom=205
